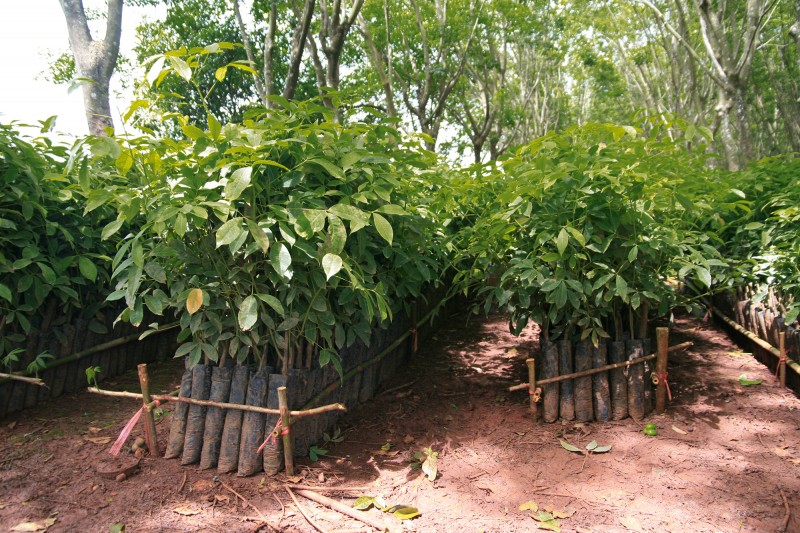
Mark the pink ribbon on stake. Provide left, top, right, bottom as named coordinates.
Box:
left=109, top=400, right=159, bottom=457
left=257, top=417, right=289, bottom=455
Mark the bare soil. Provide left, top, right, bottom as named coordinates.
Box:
left=0, top=312, right=798, bottom=533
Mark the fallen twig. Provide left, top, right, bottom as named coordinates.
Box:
left=220, top=480, right=280, bottom=531
left=288, top=484, right=371, bottom=492
left=780, top=489, right=791, bottom=533
left=286, top=487, right=329, bottom=533
left=177, top=472, right=187, bottom=493
left=378, top=380, right=418, bottom=396
left=295, top=489, right=390, bottom=532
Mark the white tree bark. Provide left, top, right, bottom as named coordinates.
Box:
left=59, top=0, right=123, bottom=136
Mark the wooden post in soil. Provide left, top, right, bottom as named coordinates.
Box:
left=137, top=364, right=159, bottom=456
left=779, top=331, right=787, bottom=388
left=655, top=328, right=669, bottom=415
left=526, top=358, right=538, bottom=422
left=278, top=386, right=294, bottom=476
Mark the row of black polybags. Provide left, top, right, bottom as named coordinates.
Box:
left=539, top=338, right=655, bottom=423
left=162, top=318, right=412, bottom=476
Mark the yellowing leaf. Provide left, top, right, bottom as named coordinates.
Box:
left=519, top=501, right=539, bottom=512
left=186, top=288, right=203, bottom=314
left=422, top=452, right=438, bottom=481
left=173, top=505, right=201, bottom=516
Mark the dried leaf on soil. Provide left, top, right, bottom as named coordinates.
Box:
left=619, top=515, right=645, bottom=532
left=192, top=479, right=215, bottom=492
left=773, top=447, right=792, bottom=458
left=84, top=436, right=112, bottom=445
left=519, top=501, right=539, bottom=512
left=671, top=425, right=687, bottom=435
left=10, top=517, right=56, bottom=532
left=173, top=505, right=201, bottom=516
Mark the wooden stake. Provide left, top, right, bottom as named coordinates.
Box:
left=137, top=364, right=159, bottom=457
left=526, top=358, right=538, bottom=422
left=278, top=386, right=294, bottom=476
left=655, top=327, right=669, bottom=414
left=779, top=331, right=787, bottom=388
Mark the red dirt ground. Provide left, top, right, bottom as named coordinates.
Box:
left=0, top=312, right=798, bottom=532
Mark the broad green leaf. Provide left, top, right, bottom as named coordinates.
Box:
left=307, top=158, right=344, bottom=179
left=322, top=253, right=343, bottom=280
left=225, top=167, right=252, bottom=201
left=238, top=295, right=258, bottom=331
left=78, top=257, right=97, bottom=282
left=101, top=219, right=124, bottom=240
left=373, top=213, right=393, bottom=245
left=392, top=506, right=420, bottom=520
left=586, top=440, right=597, bottom=451
left=738, top=374, right=761, bottom=387
left=270, top=243, right=292, bottom=279
left=352, top=496, right=376, bottom=510
left=168, top=56, right=191, bottom=81
left=694, top=266, right=712, bottom=289
left=256, top=294, right=284, bottom=316
left=566, top=226, right=585, bottom=246
left=376, top=204, right=406, bottom=215
left=0, top=283, right=11, bottom=303
left=181, top=124, right=205, bottom=140
left=615, top=275, right=628, bottom=300
left=556, top=228, right=569, bottom=256
left=560, top=440, right=581, bottom=453
left=326, top=215, right=347, bottom=254
left=144, top=261, right=167, bottom=284
left=216, top=217, right=244, bottom=247
left=329, top=203, right=369, bottom=224
left=186, top=288, right=203, bottom=314
left=246, top=219, right=269, bottom=253
left=593, top=445, right=612, bottom=453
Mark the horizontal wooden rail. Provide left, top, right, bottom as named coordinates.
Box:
left=712, top=308, right=800, bottom=378
left=508, top=341, right=693, bottom=391
left=87, top=386, right=346, bottom=418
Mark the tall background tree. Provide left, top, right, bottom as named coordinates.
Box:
left=58, top=0, right=123, bottom=136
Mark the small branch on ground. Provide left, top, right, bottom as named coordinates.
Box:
left=177, top=472, right=187, bottom=493
left=780, top=489, right=791, bottom=532
left=295, top=488, right=392, bottom=532
left=286, top=486, right=330, bottom=533
left=378, top=380, right=418, bottom=396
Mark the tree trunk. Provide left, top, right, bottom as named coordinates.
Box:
left=58, top=0, right=123, bottom=136
left=283, top=0, right=316, bottom=100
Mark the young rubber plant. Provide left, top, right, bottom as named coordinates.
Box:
left=560, top=439, right=612, bottom=473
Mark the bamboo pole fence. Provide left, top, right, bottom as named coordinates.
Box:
left=508, top=341, right=693, bottom=392
left=0, top=322, right=179, bottom=386
left=711, top=307, right=800, bottom=379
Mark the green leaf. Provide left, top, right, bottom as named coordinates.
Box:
left=238, top=295, right=258, bottom=331
left=225, top=167, right=252, bottom=201
left=560, top=440, right=581, bottom=453
left=168, top=56, right=191, bottom=81
left=216, top=217, right=244, bottom=247
left=0, top=283, right=11, bottom=303
left=307, top=158, right=344, bottom=179
left=556, top=228, right=569, bottom=256
left=246, top=219, right=269, bottom=253
left=586, top=440, right=598, bottom=451
left=694, top=266, right=712, bottom=289
left=322, top=253, right=343, bottom=281
left=628, top=246, right=638, bottom=262
left=101, top=219, right=124, bottom=240
left=376, top=204, right=406, bottom=215
left=566, top=226, right=585, bottom=246
left=593, top=445, right=612, bottom=453
left=256, top=294, right=284, bottom=316
left=109, top=523, right=126, bottom=533
left=77, top=257, right=98, bottom=282
left=270, top=243, right=292, bottom=279
left=392, top=506, right=420, bottom=520
left=186, top=288, right=203, bottom=314
left=738, top=374, right=761, bottom=387
left=373, top=213, right=393, bottom=245
left=615, top=275, right=628, bottom=300
left=352, top=496, right=377, bottom=510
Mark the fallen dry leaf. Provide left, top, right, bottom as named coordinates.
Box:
left=773, top=447, right=792, bottom=458
left=403, top=435, right=415, bottom=444
left=173, top=505, right=201, bottom=516
left=285, top=475, right=303, bottom=484
left=374, top=449, right=401, bottom=457
left=84, top=436, right=112, bottom=445
left=619, top=515, right=644, bottom=532
left=671, top=425, right=687, bottom=435
left=88, top=427, right=103, bottom=434
left=192, top=479, right=215, bottom=492
left=10, top=517, right=56, bottom=532
left=787, top=458, right=800, bottom=464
